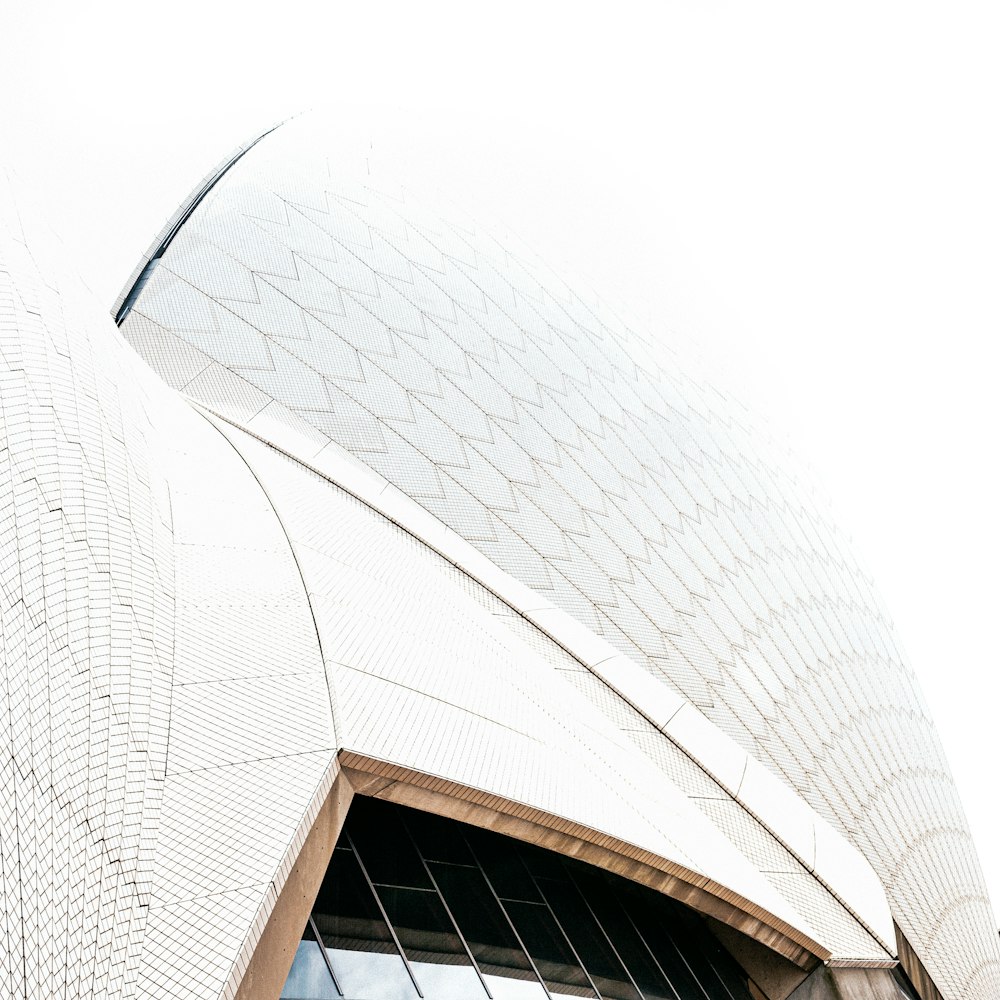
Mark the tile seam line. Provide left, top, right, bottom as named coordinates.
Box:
left=189, top=401, right=892, bottom=961
left=187, top=404, right=340, bottom=746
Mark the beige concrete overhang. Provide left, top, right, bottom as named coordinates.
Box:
left=339, top=750, right=827, bottom=969
left=227, top=751, right=831, bottom=1000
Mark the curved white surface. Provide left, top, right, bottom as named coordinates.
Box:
left=135, top=404, right=337, bottom=1000
left=1, top=165, right=874, bottom=1000
left=211, top=416, right=892, bottom=964
left=3, top=159, right=880, bottom=1000
left=0, top=171, right=174, bottom=1000
left=4, top=111, right=997, bottom=998
left=0, top=174, right=337, bottom=1000
left=115, top=116, right=1000, bottom=998
left=201, top=400, right=895, bottom=957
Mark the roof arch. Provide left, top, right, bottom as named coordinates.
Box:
left=114, top=115, right=1000, bottom=998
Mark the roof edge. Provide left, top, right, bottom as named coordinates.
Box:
left=111, top=120, right=285, bottom=325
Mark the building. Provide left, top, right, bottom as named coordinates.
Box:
left=0, top=116, right=997, bottom=1000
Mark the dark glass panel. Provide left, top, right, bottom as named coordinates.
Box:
left=468, top=829, right=543, bottom=903
left=576, top=870, right=680, bottom=1000
left=431, top=861, right=547, bottom=999
left=503, top=900, right=598, bottom=998
left=518, top=842, right=572, bottom=882
left=430, top=862, right=536, bottom=973
left=656, top=898, right=749, bottom=1000
left=292, top=797, right=759, bottom=1000
left=314, top=847, right=396, bottom=950
left=349, top=799, right=432, bottom=890
left=374, top=884, right=486, bottom=999
left=628, top=892, right=718, bottom=1000
left=683, top=934, right=749, bottom=1000
left=312, top=847, right=417, bottom=999
left=403, top=809, right=476, bottom=866
left=539, top=877, right=641, bottom=1000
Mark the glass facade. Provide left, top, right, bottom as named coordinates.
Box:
left=281, top=798, right=754, bottom=1000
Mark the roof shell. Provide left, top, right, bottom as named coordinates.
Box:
left=115, top=116, right=1000, bottom=998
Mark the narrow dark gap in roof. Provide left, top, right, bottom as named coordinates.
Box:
left=114, top=123, right=282, bottom=326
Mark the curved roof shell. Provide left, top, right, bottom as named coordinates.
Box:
left=114, top=116, right=1000, bottom=998
left=2, top=163, right=885, bottom=999
left=3, top=157, right=890, bottom=1000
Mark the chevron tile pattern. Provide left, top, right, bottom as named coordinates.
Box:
left=118, top=118, right=1000, bottom=998
left=3, top=113, right=996, bottom=999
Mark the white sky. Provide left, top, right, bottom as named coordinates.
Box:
left=3, top=0, right=998, bottom=924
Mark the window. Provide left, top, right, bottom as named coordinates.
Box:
left=281, top=798, right=754, bottom=1000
